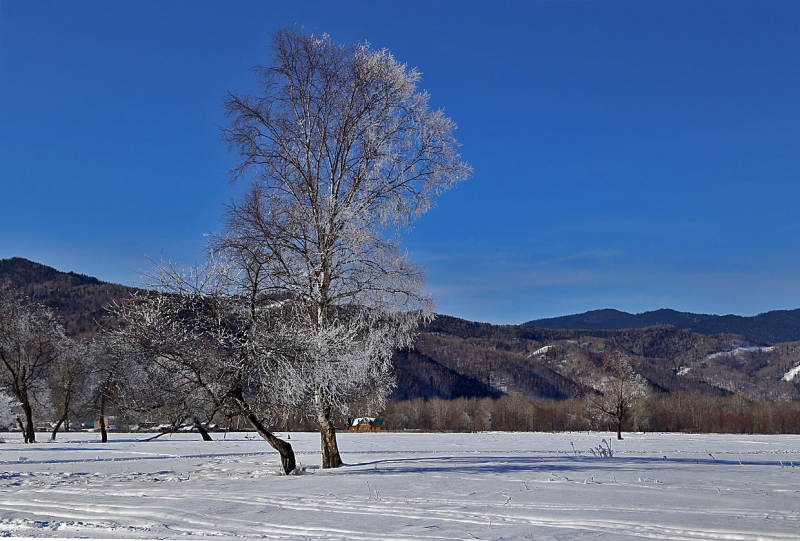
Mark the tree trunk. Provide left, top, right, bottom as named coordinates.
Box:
left=194, top=419, right=213, bottom=441
left=16, top=417, right=28, bottom=443
left=50, top=417, right=65, bottom=441
left=99, top=394, right=108, bottom=443
left=616, top=419, right=623, bottom=440
left=21, top=401, right=35, bottom=443
left=244, top=411, right=296, bottom=474
left=51, top=396, right=71, bottom=441
left=142, top=430, right=172, bottom=442
left=317, top=403, right=342, bottom=469
left=230, top=386, right=295, bottom=473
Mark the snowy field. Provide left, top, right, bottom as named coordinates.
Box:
left=2, top=431, right=800, bottom=540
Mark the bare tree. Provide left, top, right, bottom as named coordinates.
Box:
left=48, top=339, right=89, bottom=440
left=110, top=260, right=304, bottom=474
left=585, top=352, right=649, bottom=440
left=220, top=28, right=470, bottom=468
left=0, top=288, right=66, bottom=443
left=78, top=337, right=123, bottom=443
left=93, top=330, right=216, bottom=443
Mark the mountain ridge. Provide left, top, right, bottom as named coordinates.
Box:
left=525, top=308, right=800, bottom=345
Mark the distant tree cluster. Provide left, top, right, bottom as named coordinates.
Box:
left=382, top=394, right=590, bottom=432
left=382, top=392, right=800, bottom=435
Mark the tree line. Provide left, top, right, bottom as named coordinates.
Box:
left=381, top=392, right=800, bottom=435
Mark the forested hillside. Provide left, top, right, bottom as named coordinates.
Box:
left=0, top=258, right=136, bottom=337
left=399, top=315, right=800, bottom=401
left=5, top=257, right=800, bottom=403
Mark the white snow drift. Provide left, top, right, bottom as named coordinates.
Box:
left=1, top=431, right=800, bottom=540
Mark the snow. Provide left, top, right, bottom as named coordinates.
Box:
left=706, top=346, right=775, bottom=360
left=783, top=364, right=800, bottom=381
left=677, top=366, right=691, bottom=376
left=529, top=345, right=553, bottom=357
left=2, top=431, right=800, bottom=539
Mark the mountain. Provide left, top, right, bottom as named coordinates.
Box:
left=0, top=257, right=136, bottom=337
left=525, top=308, right=713, bottom=330
left=524, top=308, right=800, bottom=345
left=413, top=315, right=800, bottom=402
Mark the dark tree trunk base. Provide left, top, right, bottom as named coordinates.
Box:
left=245, top=412, right=296, bottom=474
left=22, top=404, right=36, bottom=444
left=194, top=420, right=213, bottom=441
left=318, top=408, right=342, bottom=469
left=50, top=418, right=65, bottom=441
left=16, top=418, right=29, bottom=444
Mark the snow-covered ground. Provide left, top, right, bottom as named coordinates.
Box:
left=2, top=431, right=800, bottom=540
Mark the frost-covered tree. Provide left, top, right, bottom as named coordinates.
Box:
left=0, top=288, right=67, bottom=443
left=110, top=259, right=304, bottom=474
left=0, top=392, right=19, bottom=431
left=220, top=27, right=470, bottom=468
left=84, top=337, right=129, bottom=443
left=585, top=352, right=649, bottom=440
left=47, top=338, right=90, bottom=440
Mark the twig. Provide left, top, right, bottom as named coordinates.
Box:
left=140, top=430, right=172, bottom=442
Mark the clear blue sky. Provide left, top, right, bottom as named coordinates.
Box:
left=2, top=1, right=799, bottom=324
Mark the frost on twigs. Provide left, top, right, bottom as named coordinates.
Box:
left=108, top=257, right=300, bottom=474
left=588, top=439, right=614, bottom=458
left=583, top=351, right=650, bottom=440
left=289, top=463, right=312, bottom=476
left=0, top=393, right=19, bottom=433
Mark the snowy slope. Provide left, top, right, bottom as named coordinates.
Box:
left=783, top=364, right=800, bottom=381
left=2, top=431, right=800, bottom=539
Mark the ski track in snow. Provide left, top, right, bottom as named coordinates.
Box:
left=1, top=432, right=800, bottom=540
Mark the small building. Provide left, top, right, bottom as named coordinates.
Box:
left=85, top=417, right=116, bottom=431
left=347, top=417, right=384, bottom=431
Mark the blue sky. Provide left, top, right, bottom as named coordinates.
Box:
left=1, top=1, right=799, bottom=324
